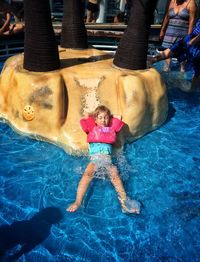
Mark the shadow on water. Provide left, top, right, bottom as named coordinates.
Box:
left=165, top=102, right=176, bottom=124
left=164, top=78, right=200, bottom=124
left=167, top=87, right=200, bottom=106
left=0, top=207, right=63, bottom=261
left=159, top=68, right=200, bottom=106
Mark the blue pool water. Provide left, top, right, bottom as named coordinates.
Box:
left=0, top=62, right=4, bottom=71
left=0, top=60, right=200, bottom=261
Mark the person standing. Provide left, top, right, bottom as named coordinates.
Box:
left=151, top=18, right=200, bottom=91
left=86, top=0, right=100, bottom=23
left=160, top=0, right=196, bottom=72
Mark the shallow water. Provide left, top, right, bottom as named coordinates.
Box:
left=0, top=61, right=200, bottom=261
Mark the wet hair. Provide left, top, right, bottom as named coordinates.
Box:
left=93, top=105, right=111, bottom=119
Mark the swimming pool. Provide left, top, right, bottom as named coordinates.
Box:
left=0, top=61, right=200, bottom=261
left=0, top=62, right=4, bottom=71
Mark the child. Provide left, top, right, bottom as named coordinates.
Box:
left=67, top=105, right=141, bottom=214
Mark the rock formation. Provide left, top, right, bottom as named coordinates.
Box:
left=0, top=48, right=168, bottom=155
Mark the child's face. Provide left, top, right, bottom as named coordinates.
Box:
left=95, top=112, right=110, bottom=127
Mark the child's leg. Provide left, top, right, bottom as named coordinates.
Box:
left=67, top=162, right=95, bottom=212
left=108, top=165, right=140, bottom=214
left=108, top=165, right=127, bottom=201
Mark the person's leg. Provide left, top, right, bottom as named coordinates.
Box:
left=108, top=165, right=127, bottom=201
left=180, top=61, right=186, bottom=73
left=108, top=165, right=140, bottom=214
left=67, top=162, right=96, bottom=212
left=86, top=9, right=92, bottom=23
left=12, top=23, right=24, bottom=34
left=91, top=12, right=96, bottom=23
left=150, top=48, right=172, bottom=63
left=163, top=58, right=171, bottom=71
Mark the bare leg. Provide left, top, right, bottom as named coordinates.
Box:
left=91, top=12, right=97, bottom=23
left=162, top=49, right=172, bottom=59
left=86, top=10, right=92, bottom=23
left=12, top=23, right=24, bottom=34
left=149, top=48, right=172, bottom=64
left=108, top=165, right=140, bottom=214
left=67, top=162, right=96, bottom=212
left=163, top=58, right=171, bottom=72
left=180, top=61, right=186, bottom=73
left=108, top=165, right=127, bottom=201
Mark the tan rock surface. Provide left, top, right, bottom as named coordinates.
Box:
left=0, top=48, right=168, bottom=155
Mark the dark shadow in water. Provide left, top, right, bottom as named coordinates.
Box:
left=164, top=102, right=176, bottom=124
left=0, top=207, right=63, bottom=261
left=167, top=86, right=200, bottom=106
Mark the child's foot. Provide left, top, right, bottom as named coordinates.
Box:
left=121, top=198, right=141, bottom=214
left=66, top=202, right=80, bottom=212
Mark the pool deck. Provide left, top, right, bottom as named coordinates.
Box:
left=0, top=23, right=161, bottom=60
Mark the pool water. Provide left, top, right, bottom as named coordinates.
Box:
left=0, top=62, right=4, bottom=72
left=0, top=61, right=200, bottom=261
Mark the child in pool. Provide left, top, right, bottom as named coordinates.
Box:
left=67, top=105, right=141, bottom=214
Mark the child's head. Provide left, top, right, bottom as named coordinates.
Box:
left=93, top=105, right=111, bottom=127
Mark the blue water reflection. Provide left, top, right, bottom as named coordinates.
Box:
left=0, top=61, right=200, bottom=261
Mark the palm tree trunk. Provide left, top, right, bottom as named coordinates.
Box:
left=61, top=0, right=88, bottom=49
left=113, top=0, right=158, bottom=70
left=23, top=0, right=60, bottom=72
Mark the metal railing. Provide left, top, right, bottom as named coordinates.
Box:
left=0, top=38, right=24, bottom=61
left=0, top=24, right=161, bottom=61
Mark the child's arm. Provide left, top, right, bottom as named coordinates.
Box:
left=80, top=116, right=95, bottom=133
left=111, top=117, right=125, bottom=132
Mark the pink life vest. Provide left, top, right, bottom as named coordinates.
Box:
left=80, top=116, right=124, bottom=144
